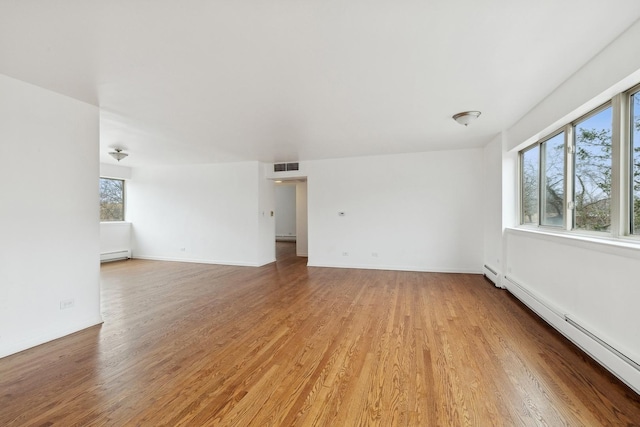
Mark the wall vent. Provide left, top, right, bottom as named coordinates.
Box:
left=274, top=162, right=299, bottom=172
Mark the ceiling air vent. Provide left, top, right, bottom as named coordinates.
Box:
left=274, top=162, right=299, bottom=172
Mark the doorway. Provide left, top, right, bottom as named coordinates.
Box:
left=274, top=179, right=307, bottom=259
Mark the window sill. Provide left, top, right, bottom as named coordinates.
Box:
left=507, top=226, right=640, bottom=259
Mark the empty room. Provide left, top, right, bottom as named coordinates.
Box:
left=2, top=1, right=640, bottom=425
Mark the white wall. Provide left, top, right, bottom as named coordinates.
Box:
left=100, top=163, right=132, bottom=180
left=275, top=184, right=296, bottom=239
left=127, top=161, right=274, bottom=266
left=296, top=181, right=308, bottom=257
left=0, top=74, right=101, bottom=358
left=305, top=150, right=484, bottom=272
left=508, top=19, right=640, bottom=151
left=100, top=222, right=131, bottom=261
left=504, top=229, right=640, bottom=392
left=482, top=134, right=504, bottom=286
left=257, top=163, right=276, bottom=265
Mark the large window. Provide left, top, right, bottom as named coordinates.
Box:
left=100, top=178, right=125, bottom=221
left=519, top=87, right=640, bottom=238
left=632, top=90, right=640, bottom=234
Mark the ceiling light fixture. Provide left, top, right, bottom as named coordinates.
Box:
left=452, top=111, right=481, bottom=126
left=109, top=148, right=129, bottom=162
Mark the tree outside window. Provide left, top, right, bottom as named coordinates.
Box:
left=632, top=92, right=640, bottom=234
left=573, top=106, right=612, bottom=232
left=541, top=133, right=565, bottom=227
left=521, top=146, right=539, bottom=224
left=520, top=90, right=640, bottom=237
left=100, top=178, right=124, bottom=221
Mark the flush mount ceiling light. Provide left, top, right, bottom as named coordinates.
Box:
left=109, top=148, right=129, bottom=162
left=452, top=111, right=481, bottom=126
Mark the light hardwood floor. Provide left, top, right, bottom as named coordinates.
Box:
left=1, top=242, right=639, bottom=426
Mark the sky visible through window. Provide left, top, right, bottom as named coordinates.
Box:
left=542, top=132, right=564, bottom=226
left=100, top=178, right=124, bottom=221
left=521, top=94, right=640, bottom=235
left=574, top=106, right=612, bottom=231
left=522, top=146, right=539, bottom=224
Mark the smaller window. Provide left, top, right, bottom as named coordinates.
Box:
left=100, top=178, right=125, bottom=221
left=521, top=145, right=539, bottom=225
left=632, top=90, right=640, bottom=234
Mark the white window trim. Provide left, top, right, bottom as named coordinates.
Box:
left=517, top=85, right=640, bottom=244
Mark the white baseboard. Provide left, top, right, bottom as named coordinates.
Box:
left=505, top=276, right=640, bottom=395
left=0, top=315, right=103, bottom=359
left=306, top=262, right=481, bottom=274
left=132, top=255, right=264, bottom=267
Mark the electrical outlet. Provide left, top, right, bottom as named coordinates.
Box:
left=372, top=252, right=378, bottom=257
left=342, top=252, right=349, bottom=256
left=180, top=247, right=186, bottom=252
left=60, top=299, right=75, bottom=310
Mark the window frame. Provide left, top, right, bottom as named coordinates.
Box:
left=517, top=87, right=640, bottom=243
left=571, top=102, right=613, bottom=234
left=519, top=142, right=541, bottom=226
left=628, top=84, right=640, bottom=235
left=99, top=177, right=126, bottom=222
left=539, top=129, right=567, bottom=229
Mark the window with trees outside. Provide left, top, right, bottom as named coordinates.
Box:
left=521, top=145, right=539, bottom=224
left=100, top=178, right=125, bottom=221
left=574, top=105, right=612, bottom=232
left=541, top=132, right=565, bottom=227
left=520, top=84, right=640, bottom=238
left=632, top=89, right=640, bottom=234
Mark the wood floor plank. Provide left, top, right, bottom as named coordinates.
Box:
left=1, top=242, right=639, bottom=426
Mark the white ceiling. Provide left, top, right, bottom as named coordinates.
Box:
left=2, top=1, right=640, bottom=167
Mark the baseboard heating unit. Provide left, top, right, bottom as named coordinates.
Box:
left=482, top=264, right=503, bottom=288
left=564, top=315, right=640, bottom=373
left=100, top=250, right=131, bottom=263
left=505, top=276, right=640, bottom=394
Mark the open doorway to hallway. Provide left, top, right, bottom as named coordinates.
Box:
left=274, top=179, right=307, bottom=260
